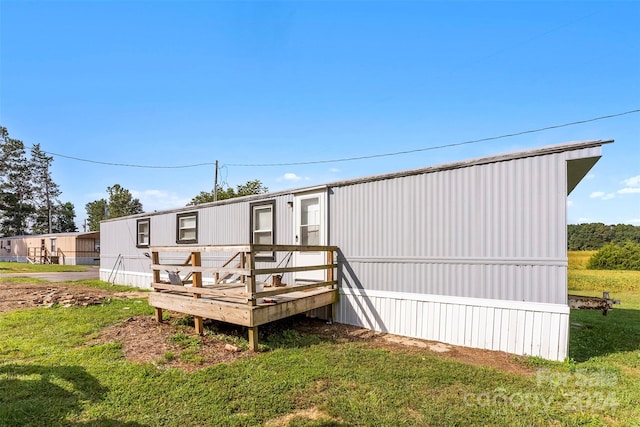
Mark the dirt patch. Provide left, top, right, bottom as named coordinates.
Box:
left=295, top=320, right=535, bottom=376
left=90, top=314, right=533, bottom=375
left=0, top=281, right=146, bottom=312
left=90, top=315, right=250, bottom=371
left=1, top=280, right=534, bottom=376
left=265, top=406, right=343, bottom=426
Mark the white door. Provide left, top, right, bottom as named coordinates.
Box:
left=293, top=191, right=327, bottom=283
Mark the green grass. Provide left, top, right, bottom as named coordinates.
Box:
left=0, top=258, right=638, bottom=426
left=568, top=251, right=640, bottom=292
left=66, top=278, right=148, bottom=293
left=0, top=261, right=88, bottom=273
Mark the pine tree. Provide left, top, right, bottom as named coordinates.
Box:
left=0, top=127, right=35, bottom=235
left=30, top=144, right=61, bottom=234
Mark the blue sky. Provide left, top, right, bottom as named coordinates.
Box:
left=1, top=1, right=638, bottom=229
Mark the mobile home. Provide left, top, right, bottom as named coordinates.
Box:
left=0, top=231, right=100, bottom=265
left=100, top=140, right=611, bottom=360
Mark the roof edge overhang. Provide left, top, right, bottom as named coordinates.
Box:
left=567, top=156, right=602, bottom=195
left=327, top=139, right=614, bottom=189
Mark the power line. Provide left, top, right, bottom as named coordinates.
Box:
left=33, top=149, right=218, bottom=169
left=226, top=109, right=639, bottom=167
left=32, top=109, right=638, bottom=169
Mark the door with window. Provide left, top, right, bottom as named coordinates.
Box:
left=293, top=190, right=327, bottom=283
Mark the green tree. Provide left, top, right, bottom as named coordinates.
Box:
left=53, top=202, right=78, bottom=232
left=188, top=179, right=268, bottom=205
left=85, top=184, right=144, bottom=231
left=85, top=199, right=107, bottom=232
left=587, top=241, right=640, bottom=271
left=106, top=184, right=143, bottom=218
left=29, top=144, right=61, bottom=234
left=568, top=223, right=640, bottom=250
left=0, top=127, right=34, bottom=235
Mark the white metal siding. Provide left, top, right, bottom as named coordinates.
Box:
left=330, top=152, right=571, bottom=304
left=335, top=289, right=569, bottom=361
left=100, top=194, right=294, bottom=287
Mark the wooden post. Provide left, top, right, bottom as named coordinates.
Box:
left=152, top=251, right=163, bottom=323
left=247, top=250, right=256, bottom=306
left=326, top=249, right=334, bottom=323
left=326, top=249, right=334, bottom=286
left=248, top=326, right=259, bottom=352
left=191, top=251, right=204, bottom=335
left=240, top=252, right=246, bottom=286
left=247, top=249, right=258, bottom=351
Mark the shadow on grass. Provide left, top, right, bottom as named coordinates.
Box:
left=0, top=364, right=145, bottom=427
left=569, top=308, right=640, bottom=362
left=195, top=315, right=332, bottom=350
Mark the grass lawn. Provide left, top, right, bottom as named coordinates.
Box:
left=0, top=253, right=638, bottom=426
left=0, top=261, right=88, bottom=273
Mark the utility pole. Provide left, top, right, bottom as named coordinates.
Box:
left=213, top=160, right=218, bottom=202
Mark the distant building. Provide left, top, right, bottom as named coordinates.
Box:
left=99, top=140, right=612, bottom=361
left=0, top=231, right=100, bottom=265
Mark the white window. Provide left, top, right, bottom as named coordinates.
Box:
left=137, top=219, right=150, bottom=247
left=177, top=212, right=198, bottom=244
left=251, top=201, right=275, bottom=260
left=300, top=197, right=320, bottom=245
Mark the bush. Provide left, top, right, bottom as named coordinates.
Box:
left=587, top=241, right=640, bottom=271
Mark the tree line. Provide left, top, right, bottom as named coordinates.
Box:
left=568, top=223, right=640, bottom=250
left=0, top=126, right=77, bottom=235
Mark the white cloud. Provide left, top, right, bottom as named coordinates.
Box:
left=589, top=191, right=615, bottom=200
left=277, top=172, right=310, bottom=182
left=566, top=200, right=574, bottom=207
left=630, top=218, right=640, bottom=224
left=585, top=173, right=596, bottom=180
left=618, top=187, right=640, bottom=195
left=622, top=175, right=640, bottom=187
left=131, top=189, right=190, bottom=212
left=329, top=167, right=340, bottom=173
left=577, top=217, right=591, bottom=223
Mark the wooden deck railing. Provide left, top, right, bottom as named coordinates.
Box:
left=149, top=244, right=339, bottom=344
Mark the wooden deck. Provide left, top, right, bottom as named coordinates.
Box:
left=148, top=244, right=339, bottom=350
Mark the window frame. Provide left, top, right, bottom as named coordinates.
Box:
left=176, top=212, right=198, bottom=244
left=249, top=200, right=276, bottom=261
left=136, top=218, right=151, bottom=248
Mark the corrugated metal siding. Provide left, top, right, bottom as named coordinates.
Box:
left=100, top=194, right=294, bottom=285
left=330, top=151, right=573, bottom=304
